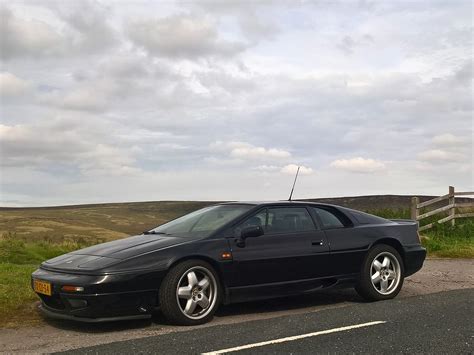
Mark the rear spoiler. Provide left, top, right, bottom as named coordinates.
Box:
left=390, top=219, right=417, bottom=224
left=390, top=219, right=419, bottom=229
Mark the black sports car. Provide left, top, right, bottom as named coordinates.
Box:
left=31, top=201, right=426, bottom=325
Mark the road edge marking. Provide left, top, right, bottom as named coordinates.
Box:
left=202, top=320, right=386, bottom=354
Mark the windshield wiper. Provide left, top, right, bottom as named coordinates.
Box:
left=142, top=231, right=169, bottom=235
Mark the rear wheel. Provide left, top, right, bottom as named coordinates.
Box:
left=159, top=260, right=221, bottom=325
left=355, top=244, right=404, bottom=301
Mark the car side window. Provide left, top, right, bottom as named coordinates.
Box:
left=311, top=207, right=345, bottom=229
left=266, top=207, right=315, bottom=234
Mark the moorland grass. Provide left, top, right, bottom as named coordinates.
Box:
left=0, top=232, right=96, bottom=265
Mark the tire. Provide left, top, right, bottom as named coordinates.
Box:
left=159, top=259, right=221, bottom=325
left=355, top=244, right=404, bottom=301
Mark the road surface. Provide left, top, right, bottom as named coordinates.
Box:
left=59, top=288, right=473, bottom=354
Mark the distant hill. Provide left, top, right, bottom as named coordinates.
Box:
left=3, top=194, right=471, bottom=211
left=304, top=195, right=433, bottom=211
left=305, top=194, right=473, bottom=211
left=1, top=195, right=471, bottom=244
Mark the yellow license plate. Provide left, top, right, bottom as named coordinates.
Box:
left=33, top=280, right=52, bottom=296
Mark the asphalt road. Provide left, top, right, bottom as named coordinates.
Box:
left=59, top=288, right=473, bottom=354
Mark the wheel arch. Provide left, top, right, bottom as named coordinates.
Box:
left=370, top=238, right=406, bottom=267
left=166, top=255, right=227, bottom=298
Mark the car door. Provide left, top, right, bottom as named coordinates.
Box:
left=310, top=206, right=369, bottom=275
left=230, top=206, right=330, bottom=289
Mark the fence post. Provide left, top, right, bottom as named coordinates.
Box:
left=411, top=196, right=419, bottom=223
left=449, top=185, right=455, bottom=226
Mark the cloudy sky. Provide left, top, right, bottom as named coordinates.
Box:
left=0, top=0, right=472, bottom=206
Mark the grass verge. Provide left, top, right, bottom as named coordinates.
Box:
left=0, top=235, right=97, bottom=328
left=0, top=263, right=42, bottom=328
left=421, top=220, right=474, bottom=258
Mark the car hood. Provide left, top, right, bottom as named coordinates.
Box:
left=41, top=234, right=191, bottom=272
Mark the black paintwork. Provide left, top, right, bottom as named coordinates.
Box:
left=31, top=201, right=426, bottom=322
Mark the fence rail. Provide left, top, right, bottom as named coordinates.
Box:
left=411, top=186, right=474, bottom=232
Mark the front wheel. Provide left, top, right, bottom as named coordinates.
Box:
left=159, top=260, right=221, bottom=325
left=355, top=244, right=404, bottom=301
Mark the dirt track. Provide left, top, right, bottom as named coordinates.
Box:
left=0, top=259, right=473, bottom=354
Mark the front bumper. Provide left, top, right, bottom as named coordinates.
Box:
left=31, top=267, right=165, bottom=322
left=38, top=304, right=151, bottom=323
left=403, top=245, right=427, bottom=277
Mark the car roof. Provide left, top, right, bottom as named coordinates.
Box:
left=219, top=201, right=340, bottom=208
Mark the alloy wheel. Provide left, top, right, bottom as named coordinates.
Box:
left=175, top=266, right=217, bottom=320
left=370, top=251, right=401, bottom=295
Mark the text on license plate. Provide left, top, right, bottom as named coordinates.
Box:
left=33, top=280, right=52, bottom=296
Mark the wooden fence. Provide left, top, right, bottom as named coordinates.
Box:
left=411, top=186, right=474, bottom=232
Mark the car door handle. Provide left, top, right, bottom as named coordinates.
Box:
left=312, top=240, right=324, bottom=246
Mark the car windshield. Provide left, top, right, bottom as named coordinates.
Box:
left=148, top=204, right=253, bottom=238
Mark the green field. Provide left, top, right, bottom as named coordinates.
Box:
left=0, top=199, right=472, bottom=328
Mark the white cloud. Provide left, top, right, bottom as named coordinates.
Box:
left=330, top=158, right=386, bottom=173
left=417, top=149, right=464, bottom=162
left=237, top=11, right=279, bottom=42
left=0, top=6, right=66, bottom=59
left=0, top=3, right=118, bottom=60
left=230, top=145, right=291, bottom=160
left=77, top=144, right=140, bottom=177
left=253, top=165, right=280, bottom=172
left=280, top=164, right=313, bottom=175
left=336, top=34, right=374, bottom=55
left=0, top=123, right=88, bottom=165
left=416, top=133, right=470, bottom=167
left=432, top=133, right=466, bottom=147
left=0, top=72, right=31, bottom=96
left=54, top=0, right=117, bottom=53
left=0, top=122, right=138, bottom=177
left=211, top=141, right=291, bottom=161
left=38, top=88, right=108, bottom=113
left=61, top=88, right=108, bottom=112
left=127, top=14, right=246, bottom=59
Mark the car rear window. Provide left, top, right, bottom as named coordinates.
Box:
left=349, top=210, right=389, bottom=225
left=311, top=207, right=348, bottom=229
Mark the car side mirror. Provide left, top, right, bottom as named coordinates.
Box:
left=241, top=225, right=264, bottom=239
left=235, top=225, right=264, bottom=248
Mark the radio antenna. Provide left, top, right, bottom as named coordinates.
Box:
left=288, top=166, right=300, bottom=201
